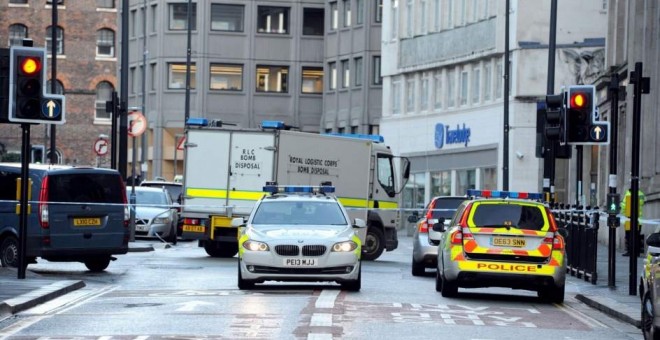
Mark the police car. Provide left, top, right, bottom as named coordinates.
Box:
left=233, top=182, right=365, bottom=291
left=435, top=190, right=566, bottom=303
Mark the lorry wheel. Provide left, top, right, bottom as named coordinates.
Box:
left=204, top=241, right=238, bottom=258
left=84, top=256, right=111, bottom=272
left=362, top=227, right=385, bottom=261
left=166, top=224, right=178, bottom=245
left=0, top=235, right=19, bottom=268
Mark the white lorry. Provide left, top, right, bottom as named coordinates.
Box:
left=180, top=119, right=410, bottom=261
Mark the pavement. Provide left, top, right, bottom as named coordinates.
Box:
left=0, top=237, right=646, bottom=329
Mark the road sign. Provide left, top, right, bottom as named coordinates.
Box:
left=176, top=136, right=186, bottom=151
left=94, top=138, right=109, bottom=156
left=41, top=97, right=62, bottom=119
left=127, top=111, right=147, bottom=137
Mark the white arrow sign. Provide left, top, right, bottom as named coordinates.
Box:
left=175, top=300, right=214, bottom=312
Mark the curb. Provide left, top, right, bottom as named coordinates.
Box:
left=3, top=280, right=86, bottom=315
left=575, top=293, right=641, bottom=328
left=0, top=302, right=10, bottom=320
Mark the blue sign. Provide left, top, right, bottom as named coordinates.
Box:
left=435, top=123, right=471, bottom=149
left=41, top=98, right=62, bottom=119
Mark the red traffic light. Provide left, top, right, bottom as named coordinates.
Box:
left=570, top=92, right=588, bottom=109
left=19, top=57, right=42, bottom=76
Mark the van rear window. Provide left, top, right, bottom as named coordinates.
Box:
left=49, top=174, right=124, bottom=204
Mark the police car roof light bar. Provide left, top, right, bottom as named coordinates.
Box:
left=467, top=189, right=543, bottom=200
left=261, top=120, right=287, bottom=130
left=323, top=133, right=385, bottom=143
left=186, top=117, right=209, bottom=127
left=262, top=184, right=336, bottom=195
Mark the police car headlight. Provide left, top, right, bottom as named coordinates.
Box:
left=332, top=241, right=357, bottom=252
left=243, top=240, right=269, bottom=252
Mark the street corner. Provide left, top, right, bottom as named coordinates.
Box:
left=575, top=293, right=641, bottom=328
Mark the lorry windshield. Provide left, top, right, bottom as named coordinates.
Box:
left=377, top=154, right=395, bottom=197
left=252, top=201, right=348, bottom=225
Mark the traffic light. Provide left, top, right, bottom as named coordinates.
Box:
left=0, top=48, right=9, bottom=122
left=566, top=85, right=595, bottom=143
left=544, top=93, right=564, bottom=142
left=8, top=46, right=65, bottom=124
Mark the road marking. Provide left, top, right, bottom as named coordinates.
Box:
left=0, top=315, right=50, bottom=338
left=315, top=290, right=339, bottom=309
left=556, top=303, right=607, bottom=328
left=175, top=300, right=214, bottom=312
left=23, top=285, right=118, bottom=315
left=307, top=333, right=334, bottom=340
left=310, top=313, right=333, bottom=327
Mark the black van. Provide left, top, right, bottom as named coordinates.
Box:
left=0, top=163, right=130, bottom=272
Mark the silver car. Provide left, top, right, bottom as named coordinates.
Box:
left=410, top=196, right=465, bottom=276
left=235, top=184, right=366, bottom=291
left=130, top=186, right=178, bottom=244
left=641, top=232, right=660, bottom=339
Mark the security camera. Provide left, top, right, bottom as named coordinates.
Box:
left=515, top=151, right=524, bottom=159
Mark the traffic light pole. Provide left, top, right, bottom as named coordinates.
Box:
left=543, top=0, right=558, bottom=202
left=629, top=62, right=649, bottom=296
left=49, top=0, right=57, bottom=164
left=17, top=124, right=30, bottom=279
left=607, top=72, right=621, bottom=288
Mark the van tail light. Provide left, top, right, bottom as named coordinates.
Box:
left=418, top=220, right=429, bottom=233
left=119, top=177, right=129, bottom=227
left=545, top=207, right=558, bottom=232
left=38, top=175, right=49, bottom=229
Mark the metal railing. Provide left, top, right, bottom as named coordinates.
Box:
left=551, top=203, right=600, bottom=284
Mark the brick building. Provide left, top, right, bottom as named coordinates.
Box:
left=0, top=0, right=118, bottom=167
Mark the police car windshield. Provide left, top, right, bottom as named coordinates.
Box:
left=252, top=201, right=347, bottom=225
left=472, top=204, right=546, bottom=231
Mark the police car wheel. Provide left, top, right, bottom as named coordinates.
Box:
left=538, top=284, right=565, bottom=304
left=362, top=227, right=385, bottom=261
left=237, top=259, right=255, bottom=290
left=440, top=273, right=458, bottom=297
left=642, top=292, right=660, bottom=340
left=0, top=235, right=19, bottom=268
left=341, top=263, right=361, bottom=292
left=435, top=270, right=443, bottom=292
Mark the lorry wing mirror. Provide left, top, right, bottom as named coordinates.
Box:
left=352, top=218, right=367, bottom=228
left=403, top=159, right=410, bottom=180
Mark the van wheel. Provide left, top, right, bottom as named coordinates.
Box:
left=362, top=227, right=385, bottom=261
left=204, top=241, right=238, bottom=258
left=0, top=235, right=19, bottom=268
left=84, top=257, right=111, bottom=272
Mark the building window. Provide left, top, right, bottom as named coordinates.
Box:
left=472, top=67, right=480, bottom=104
left=390, top=0, right=398, bottom=39
left=257, top=6, right=289, bottom=34
left=343, top=0, right=351, bottom=27
left=150, top=63, right=157, bottom=91
left=354, top=57, right=363, bottom=87
left=375, top=0, right=383, bottom=23
left=356, top=0, right=364, bottom=24
left=433, top=71, right=442, bottom=109
left=373, top=56, right=382, bottom=85
left=446, top=0, right=453, bottom=28
left=403, top=173, right=426, bottom=217
left=9, top=24, right=28, bottom=46
left=457, top=169, right=476, bottom=195
left=46, top=26, right=64, bottom=55
left=495, top=59, right=503, bottom=99
left=458, top=0, right=466, bottom=26
left=303, top=8, right=324, bottom=35
left=211, top=4, right=244, bottom=32
left=328, top=62, right=337, bottom=90
left=421, top=72, right=429, bottom=111
left=129, top=67, right=136, bottom=94
left=96, top=29, right=115, bottom=57
left=95, top=81, right=114, bottom=119
left=168, top=63, right=196, bottom=89
left=447, top=69, right=455, bottom=107
left=405, top=0, right=413, bottom=37
left=460, top=70, right=468, bottom=105
left=151, top=4, right=158, bottom=33
left=9, top=0, right=28, bottom=4
left=169, top=3, right=197, bottom=31
left=406, top=77, right=415, bottom=113
left=341, top=59, right=350, bottom=88
left=130, top=9, right=137, bottom=37
left=434, top=0, right=441, bottom=31
left=302, top=67, right=323, bottom=94
left=420, top=0, right=427, bottom=34
left=330, top=2, right=338, bottom=30
left=97, top=0, right=114, bottom=9
left=210, top=64, right=243, bottom=91
left=483, top=62, right=491, bottom=101
left=481, top=167, right=497, bottom=190
left=392, top=77, right=401, bottom=115
left=431, top=170, right=451, bottom=196
left=256, top=65, right=288, bottom=93
left=46, top=79, right=64, bottom=94
left=351, top=126, right=358, bottom=133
